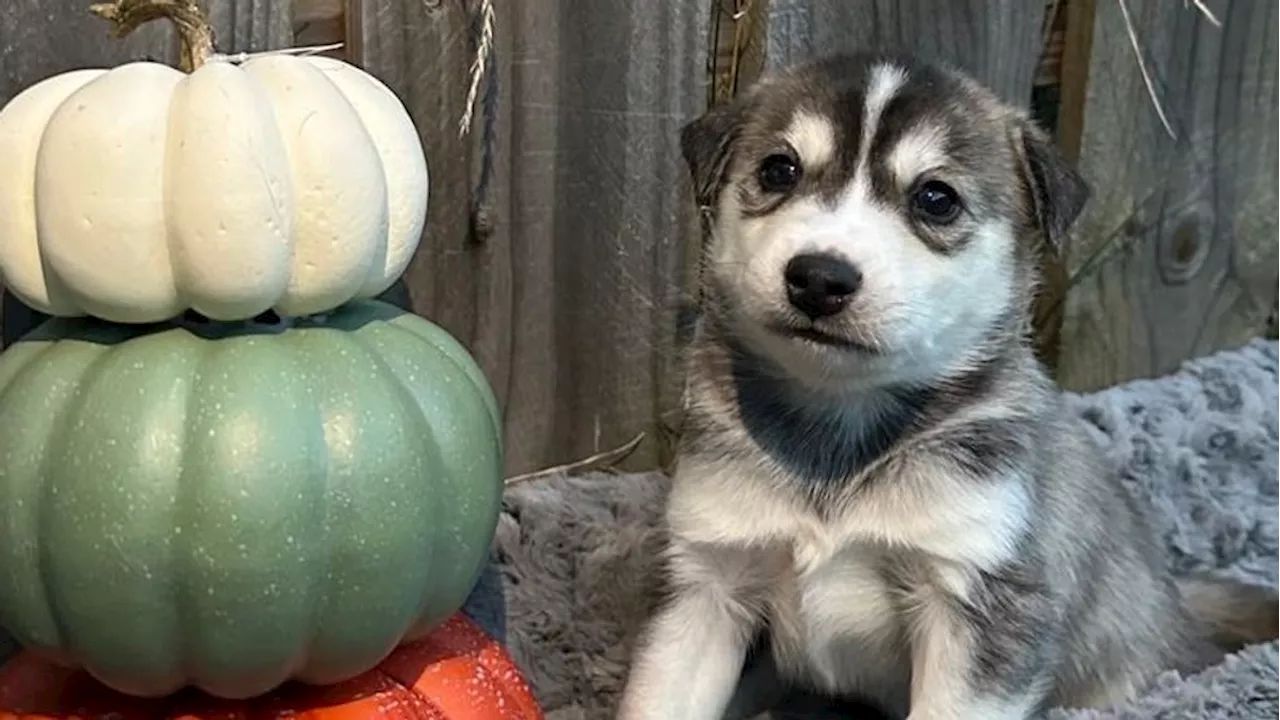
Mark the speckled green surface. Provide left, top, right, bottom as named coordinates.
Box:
left=0, top=300, right=503, bottom=699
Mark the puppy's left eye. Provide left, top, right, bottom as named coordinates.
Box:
left=911, top=180, right=963, bottom=224
left=757, top=154, right=802, bottom=194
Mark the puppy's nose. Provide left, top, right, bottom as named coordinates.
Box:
left=784, top=253, right=862, bottom=318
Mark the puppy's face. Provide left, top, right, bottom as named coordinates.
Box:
left=683, top=54, right=1087, bottom=389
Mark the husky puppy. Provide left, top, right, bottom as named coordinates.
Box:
left=616, top=53, right=1278, bottom=720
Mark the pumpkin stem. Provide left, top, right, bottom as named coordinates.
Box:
left=89, top=0, right=216, bottom=72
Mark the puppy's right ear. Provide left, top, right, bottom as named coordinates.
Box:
left=1010, top=118, right=1090, bottom=255
left=680, top=99, right=746, bottom=212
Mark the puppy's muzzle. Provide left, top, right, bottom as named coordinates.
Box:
left=784, top=253, right=862, bottom=318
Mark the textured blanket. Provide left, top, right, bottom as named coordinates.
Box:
left=493, top=339, right=1280, bottom=719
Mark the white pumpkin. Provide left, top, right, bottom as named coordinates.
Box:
left=0, top=54, right=429, bottom=323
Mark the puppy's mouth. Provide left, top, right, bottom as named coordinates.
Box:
left=767, top=321, right=880, bottom=354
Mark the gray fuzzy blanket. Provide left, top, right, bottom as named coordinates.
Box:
left=493, top=339, right=1280, bottom=719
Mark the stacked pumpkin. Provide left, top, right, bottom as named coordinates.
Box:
left=0, top=0, right=539, bottom=717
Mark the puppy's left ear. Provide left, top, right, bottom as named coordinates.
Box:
left=1010, top=118, right=1089, bottom=254
left=680, top=99, right=747, bottom=213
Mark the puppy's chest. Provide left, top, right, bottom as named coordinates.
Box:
left=766, top=543, right=916, bottom=700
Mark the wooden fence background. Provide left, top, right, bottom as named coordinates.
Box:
left=1, top=0, right=1275, bottom=477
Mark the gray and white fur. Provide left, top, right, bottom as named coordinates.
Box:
left=616, top=53, right=1278, bottom=720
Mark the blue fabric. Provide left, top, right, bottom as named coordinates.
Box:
left=460, top=553, right=508, bottom=642
left=0, top=627, right=14, bottom=667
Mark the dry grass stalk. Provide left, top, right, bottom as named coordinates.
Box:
left=1116, top=0, right=1222, bottom=141
left=505, top=433, right=647, bottom=487
left=1184, top=0, right=1221, bottom=27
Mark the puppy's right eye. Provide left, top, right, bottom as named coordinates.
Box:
left=910, top=180, right=963, bottom=224
left=757, top=154, right=802, bottom=194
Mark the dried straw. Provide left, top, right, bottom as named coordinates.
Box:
left=1118, top=0, right=1223, bottom=141
left=505, top=433, right=646, bottom=487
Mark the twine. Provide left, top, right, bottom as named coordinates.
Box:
left=458, top=0, right=499, bottom=244
left=459, top=0, right=495, bottom=138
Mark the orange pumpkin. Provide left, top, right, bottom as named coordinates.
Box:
left=0, top=614, right=543, bottom=720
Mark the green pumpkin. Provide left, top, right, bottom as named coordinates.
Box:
left=0, top=300, right=503, bottom=699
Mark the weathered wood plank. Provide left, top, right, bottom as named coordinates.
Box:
left=708, top=0, right=772, bottom=108
left=293, top=0, right=345, bottom=53
left=1030, top=0, right=1095, bottom=375
left=0, top=0, right=293, bottom=346
left=1055, top=0, right=1096, bottom=166
left=497, top=1, right=706, bottom=475
left=351, top=1, right=706, bottom=475
left=294, top=0, right=342, bottom=26
left=204, top=0, right=292, bottom=54
left=765, top=0, right=1047, bottom=105
left=1057, top=0, right=1278, bottom=391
